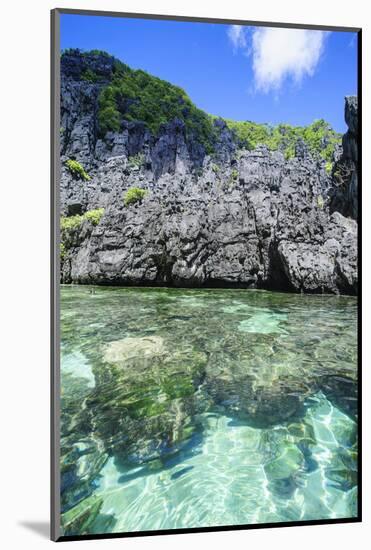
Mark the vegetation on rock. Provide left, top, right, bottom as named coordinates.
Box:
left=123, top=187, right=148, bottom=206
left=84, top=208, right=105, bottom=225
left=60, top=209, right=105, bottom=261
left=81, top=68, right=105, bottom=82
left=61, top=208, right=105, bottom=232
left=225, top=118, right=341, bottom=163
left=62, top=48, right=112, bottom=58
left=65, top=159, right=91, bottom=181
left=96, top=58, right=217, bottom=152
left=60, top=242, right=66, bottom=260
left=61, top=215, right=84, bottom=232
left=61, top=49, right=342, bottom=163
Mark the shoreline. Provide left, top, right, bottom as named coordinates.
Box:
left=60, top=282, right=358, bottom=298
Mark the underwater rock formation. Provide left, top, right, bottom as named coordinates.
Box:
left=59, top=286, right=358, bottom=533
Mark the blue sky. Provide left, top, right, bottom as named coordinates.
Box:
left=60, top=14, right=358, bottom=133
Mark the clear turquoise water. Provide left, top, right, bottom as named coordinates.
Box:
left=60, top=286, right=358, bottom=535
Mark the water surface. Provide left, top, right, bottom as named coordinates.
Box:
left=60, top=286, right=358, bottom=535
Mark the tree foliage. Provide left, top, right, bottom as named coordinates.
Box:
left=97, top=64, right=217, bottom=153
left=225, top=119, right=341, bottom=162
left=81, top=68, right=104, bottom=83
left=62, top=49, right=342, bottom=163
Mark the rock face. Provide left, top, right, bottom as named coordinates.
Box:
left=60, top=53, right=358, bottom=295
left=330, top=96, right=358, bottom=220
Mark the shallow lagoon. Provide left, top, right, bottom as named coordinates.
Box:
left=60, top=286, right=358, bottom=535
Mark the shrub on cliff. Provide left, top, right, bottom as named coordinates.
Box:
left=84, top=208, right=105, bottom=225
left=61, top=215, right=83, bottom=232
left=97, top=65, right=217, bottom=153
left=61, top=208, right=105, bottom=232
left=60, top=209, right=105, bottom=261
left=66, top=49, right=341, bottom=162
left=123, top=187, right=148, bottom=206
left=98, top=88, right=121, bottom=134
left=225, top=118, right=341, bottom=162
left=65, top=159, right=91, bottom=181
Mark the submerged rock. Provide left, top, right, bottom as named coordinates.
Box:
left=78, top=342, right=210, bottom=465
left=103, top=335, right=166, bottom=364
left=59, top=285, right=358, bottom=532
left=61, top=494, right=116, bottom=536
left=237, top=310, right=287, bottom=334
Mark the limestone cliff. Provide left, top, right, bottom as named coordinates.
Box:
left=59, top=50, right=358, bottom=295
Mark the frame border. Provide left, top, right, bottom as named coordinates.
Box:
left=51, top=8, right=362, bottom=542
left=51, top=8, right=61, bottom=543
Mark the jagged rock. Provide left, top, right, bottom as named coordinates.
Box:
left=330, top=96, right=358, bottom=220
left=67, top=202, right=84, bottom=216
left=61, top=49, right=116, bottom=81
left=295, top=138, right=310, bottom=160
left=59, top=53, right=358, bottom=296
left=82, top=344, right=208, bottom=464
left=61, top=494, right=116, bottom=536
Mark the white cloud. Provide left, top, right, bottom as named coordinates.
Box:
left=251, top=28, right=328, bottom=93
left=227, top=25, right=247, bottom=51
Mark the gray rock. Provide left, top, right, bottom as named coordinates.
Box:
left=330, top=96, right=358, bottom=220
left=59, top=56, right=358, bottom=296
